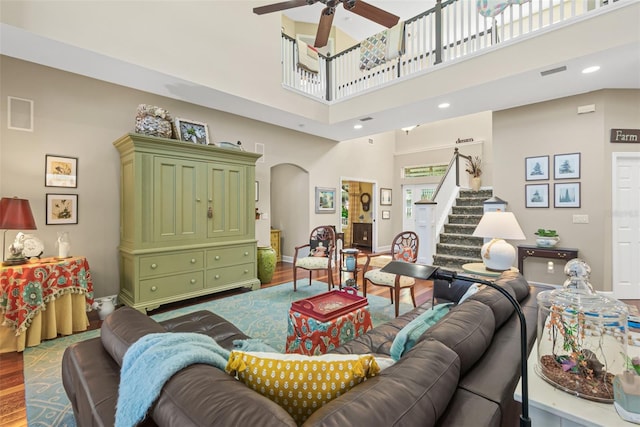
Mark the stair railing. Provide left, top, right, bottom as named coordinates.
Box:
left=415, top=148, right=473, bottom=265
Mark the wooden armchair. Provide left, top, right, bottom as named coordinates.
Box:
left=363, top=231, right=419, bottom=317
left=293, top=226, right=336, bottom=291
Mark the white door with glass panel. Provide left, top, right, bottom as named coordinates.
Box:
left=612, top=152, right=640, bottom=299
left=402, top=184, right=437, bottom=232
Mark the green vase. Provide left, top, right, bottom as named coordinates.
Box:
left=257, top=246, right=276, bottom=284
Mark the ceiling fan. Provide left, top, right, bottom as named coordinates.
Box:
left=253, top=0, right=400, bottom=48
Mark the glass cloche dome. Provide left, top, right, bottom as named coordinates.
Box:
left=536, top=259, right=629, bottom=402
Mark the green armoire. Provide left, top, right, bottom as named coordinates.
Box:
left=114, top=133, right=261, bottom=312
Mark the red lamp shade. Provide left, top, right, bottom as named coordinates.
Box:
left=0, top=197, right=37, bottom=230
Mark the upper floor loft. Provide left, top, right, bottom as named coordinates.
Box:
left=1, top=0, right=638, bottom=141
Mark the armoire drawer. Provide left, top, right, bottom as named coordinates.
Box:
left=139, top=251, right=204, bottom=278
left=206, top=263, right=255, bottom=289
left=140, top=271, right=204, bottom=300
left=206, top=245, right=255, bottom=267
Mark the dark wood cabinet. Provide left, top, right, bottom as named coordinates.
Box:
left=352, top=222, right=372, bottom=250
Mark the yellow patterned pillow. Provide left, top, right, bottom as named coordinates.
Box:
left=225, top=351, right=380, bottom=424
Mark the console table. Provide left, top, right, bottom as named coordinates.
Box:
left=517, top=245, right=579, bottom=275
left=0, top=256, right=94, bottom=352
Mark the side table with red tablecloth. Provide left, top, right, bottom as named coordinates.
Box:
left=0, top=256, right=94, bottom=352
left=286, top=304, right=373, bottom=355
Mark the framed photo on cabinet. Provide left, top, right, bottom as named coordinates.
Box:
left=554, top=182, right=580, bottom=208
left=175, top=118, right=210, bottom=145
left=315, top=187, right=336, bottom=213
left=525, top=184, right=549, bottom=208
left=554, top=153, right=580, bottom=180
left=525, top=156, right=549, bottom=181
left=46, top=193, right=78, bottom=224
left=45, top=155, right=77, bottom=188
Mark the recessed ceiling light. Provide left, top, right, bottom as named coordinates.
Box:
left=354, top=124, right=363, bottom=130
left=582, top=66, right=600, bottom=74
left=438, top=102, right=450, bottom=109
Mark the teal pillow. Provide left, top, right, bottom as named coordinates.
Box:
left=390, top=303, right=452, bottom=361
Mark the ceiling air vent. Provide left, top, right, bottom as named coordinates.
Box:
left=540, top=66, right=567, bottom=77
left=360, top=117, right=373, bottom=122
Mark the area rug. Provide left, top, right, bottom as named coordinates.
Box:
left=23, top=281, right=413, bottom=426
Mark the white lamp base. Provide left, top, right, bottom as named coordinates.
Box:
left=480, top=238, right=516, bottom=271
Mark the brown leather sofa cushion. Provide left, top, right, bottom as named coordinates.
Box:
left=495, top=271, right=530, bottom=301
left=101, top=306, right=166, bottom=366
left=467, top=284, right=517, bottom=328
left=303, top=339, right=461, bottom=427
left=420, top=299, right=495, bottom=376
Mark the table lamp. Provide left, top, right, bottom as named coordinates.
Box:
left=380, top=260, right=531, bottom=427
left=0, top=197, right=37, bottom=265
left=472, top=211, right=525, bottom=271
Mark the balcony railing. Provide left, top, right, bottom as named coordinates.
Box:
left=282, top=0, right=621, bottom=102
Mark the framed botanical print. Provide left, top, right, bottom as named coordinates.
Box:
left=554, top=182, right=580, bottom=208
left=525, top=184, right=549, bottom=208
left=554, top=153, right=580, bottom=180
left=175, top=118, right=210, bottom=145
left=315, top=187, right=336, bottom=213
left=45, top=155, right=78, bottom=188
left=46, top=193, right=78, bottom=224
left=380, top=188, right=392, bottom=205
left=525, top=156, right=549, bottom=181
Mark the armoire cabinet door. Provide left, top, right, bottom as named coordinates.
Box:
left=207, top=163, right=246, bottom=238
left=153, top=156, right=206, bottom=241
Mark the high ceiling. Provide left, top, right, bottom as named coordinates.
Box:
left=282, top=0, right=436, bottom=41
left=1, top=1, right=638, bottom=141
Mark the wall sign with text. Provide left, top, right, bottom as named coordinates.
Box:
left=610, top=129, right=639, bottom=143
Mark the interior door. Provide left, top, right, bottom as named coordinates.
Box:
left=402, top=184, right=437, bottom=232
left=612, top=152, right=640, bottom=299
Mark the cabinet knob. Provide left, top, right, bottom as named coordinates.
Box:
left=190, top=279, right=197, bottom=284
left=215, top=255, right=220, bottom=261
left=215, top=274, right=220, bottom=279
left=244, top=269, right=249, bottom=274
left=150, top=286, right=157, bottom=292
left=190, top=258, right=197, bottom=264
left=244, top=252, right=249, bottom=256
left=196, top=198, right=201, bottom=202
left=151, top=263, right=158, bottom=269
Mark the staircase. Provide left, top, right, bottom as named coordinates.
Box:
left=432, top=189, right=493, bottom=271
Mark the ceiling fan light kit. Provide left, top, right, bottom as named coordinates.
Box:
left=254, top=0, right=399, bottom=48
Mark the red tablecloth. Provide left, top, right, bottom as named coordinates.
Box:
left=0, top=256, right=94, bottom=334
left=286, top=306, right=373, bottom=355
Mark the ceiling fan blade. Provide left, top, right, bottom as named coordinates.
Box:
left=253, top=0, right=313, bottom=15
left=343, top=0, right=400, bottom=28
left=314, top=8, right=335, bottom=48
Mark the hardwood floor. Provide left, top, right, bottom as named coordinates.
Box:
left=0, top=260, right=433, bottom=427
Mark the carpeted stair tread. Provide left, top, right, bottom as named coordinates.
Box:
left=436, top=243, right=482, bottom=258
left=447, top=214, right=483, bottom=225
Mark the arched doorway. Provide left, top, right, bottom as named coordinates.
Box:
left=271, top=163, right=309, bottom=261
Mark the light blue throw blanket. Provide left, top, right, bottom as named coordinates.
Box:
left=115, top=332, right=231, bottom=427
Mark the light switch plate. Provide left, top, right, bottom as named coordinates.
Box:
left=573, top=214, right=589, bottom=224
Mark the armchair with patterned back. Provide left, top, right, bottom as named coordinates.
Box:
left=362, top=231, right=419, bottom=317
left=293, top=225, right=336, bottom=291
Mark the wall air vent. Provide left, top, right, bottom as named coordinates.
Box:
left=360, top=117, right=373, bottom=122
left=540, top=66, right=567, bottom=77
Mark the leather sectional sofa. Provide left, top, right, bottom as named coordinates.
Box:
left=62, top=271, right=547, bottom=426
